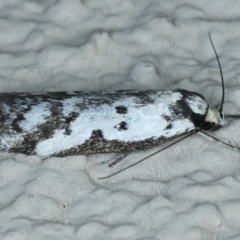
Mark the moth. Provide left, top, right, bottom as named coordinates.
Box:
left=0, top=33, right=238, bottom=179
left=0, top=89, right=221, bottom=156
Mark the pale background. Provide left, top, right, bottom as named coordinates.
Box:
left=0, top=1, right=240, bottom=239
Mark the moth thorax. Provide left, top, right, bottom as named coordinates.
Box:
left=205, top=104, right=224, bottom=126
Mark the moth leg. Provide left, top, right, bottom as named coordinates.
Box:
left=199, top=131, right=240, bottom=151
left=99, top=131, right=198, bottom=179
left=108, top=153, right=129, bottom=168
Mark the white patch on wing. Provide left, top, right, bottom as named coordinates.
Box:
left=35, top=91, right=199, bottom=156
left=186, top=96, right=208, bottom=115
left=18, top=102, right=51, bottom=132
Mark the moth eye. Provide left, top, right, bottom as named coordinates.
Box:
left=198, top=105, right=202, bottom=110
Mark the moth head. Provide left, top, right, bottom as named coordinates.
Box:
left=201, top=104, right=224, bottom=131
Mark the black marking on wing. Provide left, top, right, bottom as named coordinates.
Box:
left=12, top=114, right=25, bottom=133
left=114, top=121, right=128, bottom=131
left=171, top=89, right=207, bottom=127
left=54, top=131, right=189, bottom=157
left=87, top=130, right=105, bottom=150
left=165, top=123, right=173, bottom=130
left=162, top=115, right=171, bottom=122
left=134, top=91, right=155, bottom=105
left=64, top=112, right=79, bottom=135
left=115, top=106, right=127, bottom=114
left=64, top=127, right=72, bottom=135
left=91, top=129, right=104, bottom=138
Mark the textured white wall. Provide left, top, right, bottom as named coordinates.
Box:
left=0, top=0, right=240, bottom=239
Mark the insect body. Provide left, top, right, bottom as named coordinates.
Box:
left=0, top=89, right=222, bottom=157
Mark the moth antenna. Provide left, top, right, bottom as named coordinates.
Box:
left=108, top=153, right=129, bottom=167
left=199, top=131, right=240, bottom=151
left=208, top=32, right=225, bottom=114
left=225, top=114, right=240, bottom=119
left=98, top=131, right=198, bottom=180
